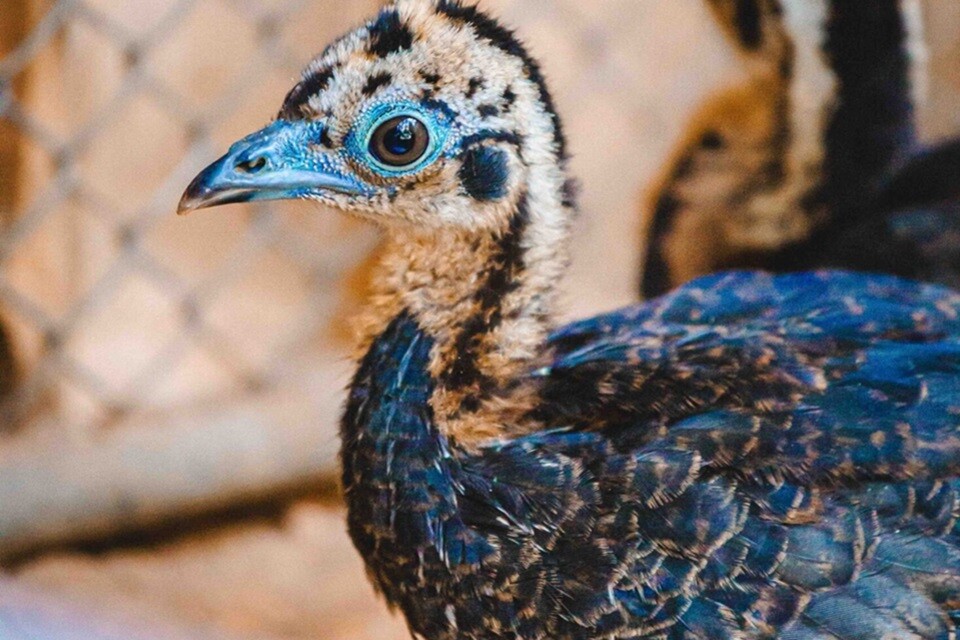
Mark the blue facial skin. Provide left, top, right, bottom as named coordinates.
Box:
left=177, top=99, right=455, bottom=214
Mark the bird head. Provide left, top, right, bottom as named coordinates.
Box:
left=178, top=0, right=569, bottom=234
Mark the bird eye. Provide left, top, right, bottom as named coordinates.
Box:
left=368, top=116, right=430, bottom=168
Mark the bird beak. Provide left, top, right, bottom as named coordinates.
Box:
left=177, top=120, right=370, bottom=215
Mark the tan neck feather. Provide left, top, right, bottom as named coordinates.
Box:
left=356, top=178, right=569, bottom=446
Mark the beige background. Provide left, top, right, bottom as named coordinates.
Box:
left=4, top=0, right=958, bottom=447
left=1, top=0, right=744, bottom=445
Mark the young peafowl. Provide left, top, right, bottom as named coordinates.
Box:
left=180, top=1, right=960, bottom=638
left=642, top=0, right=960, bottom=298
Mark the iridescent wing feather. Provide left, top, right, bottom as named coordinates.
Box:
left=458, top=271, right=960, bottom=638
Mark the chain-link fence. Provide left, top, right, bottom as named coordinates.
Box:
left=0, top=0, right=390, bottom=441
left=0, top=0, right=712, bottom=444
left=3, top=0, right=960, bottom=563
left=0, top=0, right=429, bottom=562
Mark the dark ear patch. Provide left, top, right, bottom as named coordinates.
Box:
left=459, top=146, right=510, bottom=201
left=368, top=9, right=414, bottom=58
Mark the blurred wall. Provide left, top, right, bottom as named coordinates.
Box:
left=922, top=0, right=960, bottom=139
left=0, top=0, right=732, bottom=444
left=1, top=0, right=958, bottom=443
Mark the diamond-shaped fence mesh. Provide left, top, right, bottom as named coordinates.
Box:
left=0, top=0, right=388, bottom=439
left=0, top=0, right=739, bottom=454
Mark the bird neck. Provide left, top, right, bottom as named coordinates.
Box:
left=642, top=0, right=922, bottom=297
left=358, top=179, right=570, bottom=447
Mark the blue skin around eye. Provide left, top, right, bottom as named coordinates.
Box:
left=344, top=100, right=453, bottom=178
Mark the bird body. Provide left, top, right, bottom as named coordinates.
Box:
left=642, top=0, right=960, bottom=297
left=344, top=269, right=960, bottom=639
left=179, top=1, right=960, bottom=637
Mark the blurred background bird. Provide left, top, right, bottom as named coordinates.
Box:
left=180, top=0, right=960, bottom=638
left=642, top=0, right=960, bottom=298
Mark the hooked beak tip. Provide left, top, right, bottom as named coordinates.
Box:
left=177, top=185, right=211, bottom=215
left=177, top=161, right=214, bottom=215
left=176, top=160, right=236, bottom=215
left=176, top=194, right=199, bottom=215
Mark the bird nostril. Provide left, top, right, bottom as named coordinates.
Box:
left=236, top=156, right=268, bottom=174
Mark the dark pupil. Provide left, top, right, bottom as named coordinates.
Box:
left=371, top=116, right=429, bottom=167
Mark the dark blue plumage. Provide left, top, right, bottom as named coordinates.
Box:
left=338, top=271, right=960, bottom=639
left=178, top=1, right=960, bottom=637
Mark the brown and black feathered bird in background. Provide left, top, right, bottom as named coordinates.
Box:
left=642, top=0, right=960, bottom=298
left=181, top=1, right=960, bottom=637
